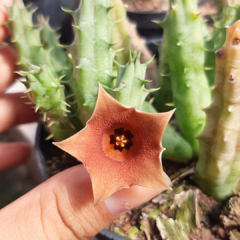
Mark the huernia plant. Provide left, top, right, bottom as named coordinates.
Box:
left=8, top=0, right=240, bottom=208
left=5, top=0, right=181, bottom=204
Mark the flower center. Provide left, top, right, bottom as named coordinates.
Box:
left=116, top=135, right=127, bottom=147
left=110, top=128, right=133, bottom=152
left=102, top=124, right=139, bottom=162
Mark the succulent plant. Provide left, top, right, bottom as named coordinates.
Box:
left=7, top=0, right=191, bottom=158
left=6, top=0, right=240, bottom=215
left=154, top=0, right=211, bottom=157
left=7, top=1, right=80, bottom=141
left=6, top=0, right=193, bottom=205
left=66, top=0, right=118, bottom=126
left=113, top=50, right=193, bottom=162
left=195, top=20, right=240, bottom=200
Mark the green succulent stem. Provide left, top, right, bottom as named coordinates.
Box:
left=154, top=36, right=173, bottom=113
left=7, top=1, right=78, bottom=141
left=113, top=51, right=157, bottom=109
left=69, top=0, right=116, bottom=125
left=195, top=21, right=240, bottom=200
left=160, top=0, right=211, bottom=157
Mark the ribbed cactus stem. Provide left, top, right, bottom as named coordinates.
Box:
left=7, top=1, right=78, bottom=141
left=69, top=0, right=116, bottom=125
left=154, top=37, right=173, bottom=112
left=160, top=0, right=211, bottom=157
left=94, top=1, right=115, bottom=85
left=195, top=20, right=240, bottom=199
left=113, top=51, right=157, bottom=109
left=7, top=1, right=45, bottom=68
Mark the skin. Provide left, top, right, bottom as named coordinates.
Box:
left=0, top=1, right=160, bottom=239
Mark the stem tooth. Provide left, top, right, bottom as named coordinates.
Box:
left=47, top=121, right=54, bottom=128
left=43, top=113, right=47, bottom=122
left=223, top=137, right=228, bottom=143
left=228, top=106, right=233, bottom=113
left=45, top=134, right=54, bottom=141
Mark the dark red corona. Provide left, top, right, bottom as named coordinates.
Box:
left=110, top=128, right=133, bottom=152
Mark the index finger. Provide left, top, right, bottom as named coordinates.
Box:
left=0, top=0, right=12, bottom=24
left=0, top=0, right=12, bottom=8
left=0, top=0, right=12, bottom=43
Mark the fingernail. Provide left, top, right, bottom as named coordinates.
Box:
left=104, top=186, right=161, bottom=216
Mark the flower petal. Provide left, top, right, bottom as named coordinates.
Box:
left=54, top=85, right=174, bottom=205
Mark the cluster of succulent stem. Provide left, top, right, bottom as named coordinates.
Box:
left=7, top=1, right=80, bottom=141
left=113, top=50, right=193, bottom=162
left=153, top=0, right=240, bottom=200
left=195, top=20, right=240, bottom=200
left=8, top=0, right=240, bottom=202
left=7, top=0, right=193, bottom=165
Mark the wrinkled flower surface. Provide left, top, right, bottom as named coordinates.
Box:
left=54, top=85, right=174, bottom=205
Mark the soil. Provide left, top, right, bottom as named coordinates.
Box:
left=107, top=166, right=240, bottom=240
left=39, top=124, right=80, bottom=177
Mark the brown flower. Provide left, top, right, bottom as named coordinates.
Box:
left=54, top=85, right=174, bottom=205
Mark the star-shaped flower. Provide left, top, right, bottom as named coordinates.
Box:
left=54, top=85, right=174, bottom=205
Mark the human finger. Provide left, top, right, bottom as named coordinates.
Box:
left=0, top=3, right=8, bottom=28
left=0, top=93, right=39, bottom=133
left=0, top=0, right=12, bottom=7
left=0, top=0, right=15, bottom=43
left=0, top=0, right=12, bottom=43
left=0, top=142, right=30, bottom=170
left=0, top=25, right=9, bottom=43
left=0, top=165, right=160, bottom=240
left=0, top=45, right=18, bottom=95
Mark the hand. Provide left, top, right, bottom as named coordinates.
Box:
left=0, top=1, right=160, bottom=239
left=0, top=0, right=38, bottom=171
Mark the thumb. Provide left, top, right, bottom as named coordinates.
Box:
left=0, top=165, right=160, bottom=240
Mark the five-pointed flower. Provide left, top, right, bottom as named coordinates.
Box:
left=54, top=85, right=174, bottom=205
